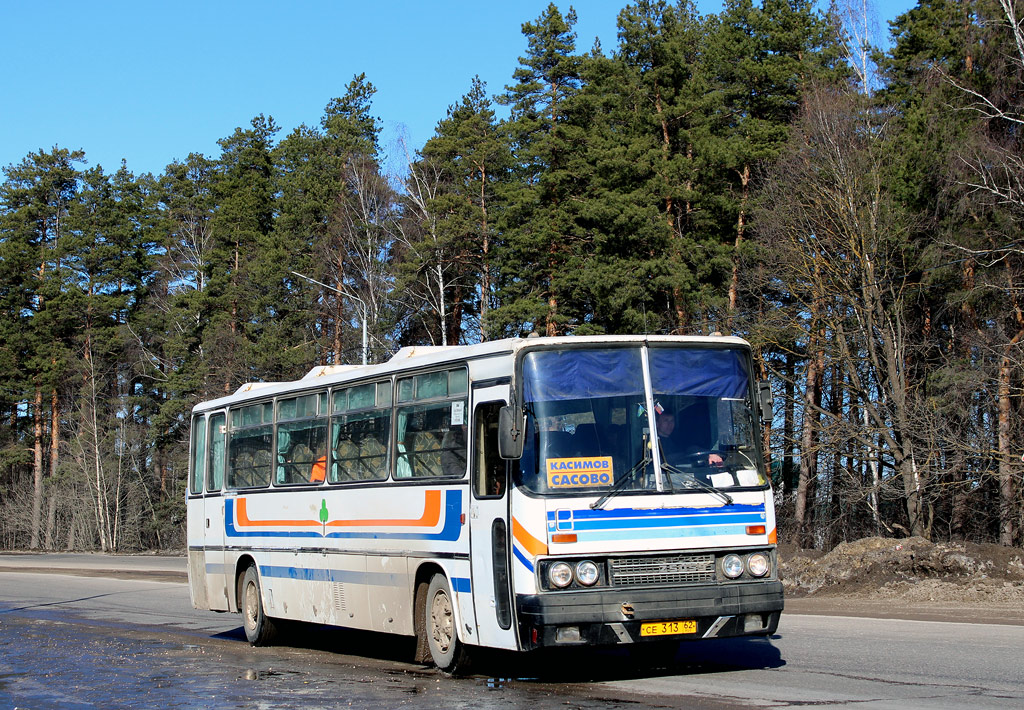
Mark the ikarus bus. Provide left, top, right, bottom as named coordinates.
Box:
left=186, top=335, right=782, bottom=672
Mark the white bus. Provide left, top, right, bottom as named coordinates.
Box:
left=186, top=335, right=782, bottom=671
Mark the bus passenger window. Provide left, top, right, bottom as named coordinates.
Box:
left=395, top=368, right=468, bottom=479
left=276, top=420, right=327, bottom=485
left=207, top=413, right=226, bottom=492
left=190, top=415, right=206, bottom=495
left=330, top=382, right=390, bottom=484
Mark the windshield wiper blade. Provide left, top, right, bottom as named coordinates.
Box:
left=591, top=452, right=650, bottom=510
left=662, top=463, right=734, bottom=505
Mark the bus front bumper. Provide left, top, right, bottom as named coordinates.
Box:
left=515, top=580, right=783, bottom=650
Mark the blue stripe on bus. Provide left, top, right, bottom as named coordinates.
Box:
left=547, top=503, right=765, bottom=522
left=259, top=565, right=402, bottom=586
left=512, top=544, right=534, bottom=572
left=569, top=525, right=754, bottom=542
left=253, top=565, right=470, bottom=594
left=545, top=503, right=766, bottom=533
left=568, top=512, right=765, bottom=531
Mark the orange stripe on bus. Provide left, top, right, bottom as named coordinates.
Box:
left=235, top=489, right=442, bottom=529
left=512, top=517, right=548, bottom=557
left=235, top=498, right=319, bottom=527
left=326, top=489, right=441, bottom=528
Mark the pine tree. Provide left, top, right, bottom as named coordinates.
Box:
left=0, top=147, right=85, bottom=548
left=66, top=162, right=161, bottom=549
left=706, top=0, right=845, bottom=323
left=277, top=74, right=390, bottom=364
left=208, top=114, right=282, bottom=390
left=494, top=3, right=586, bottom=337
left=572, top=0, right=715, bottom=334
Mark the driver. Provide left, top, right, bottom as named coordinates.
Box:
left=656, top=405, right=723, bottom=467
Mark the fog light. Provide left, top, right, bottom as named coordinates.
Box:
left=722, top=554, right=744, bottom=579
left=556, top=626, right=582, bottom=643
left=744, top=613, right=768, bottom=632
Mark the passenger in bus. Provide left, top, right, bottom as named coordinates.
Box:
left=310, top=455, right=326, bottom=483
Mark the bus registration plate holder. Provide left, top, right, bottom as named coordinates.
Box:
left=640, top=620, right=697, bottom=637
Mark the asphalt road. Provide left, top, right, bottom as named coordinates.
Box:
left=0, top=554, right=1022, bottom=709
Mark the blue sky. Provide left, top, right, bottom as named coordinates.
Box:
left=1, top=1, right=916, bottom=178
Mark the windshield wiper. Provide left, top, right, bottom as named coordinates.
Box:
left=661, top=462, right=734, bottom=505
left=591, top=445, right=651, bottom=510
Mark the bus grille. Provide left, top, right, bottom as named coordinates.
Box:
left=609, top=553, right=716, bottom=586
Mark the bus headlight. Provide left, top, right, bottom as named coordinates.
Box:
left=549, top=562, right=573, bottom=588
left=747, top=552, right=770, bottom=577
left=722, top=554, right=744, bottom=579
left=575, top=560, right=599, bottom=586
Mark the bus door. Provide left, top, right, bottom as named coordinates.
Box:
left=468, top=392, right=517, bottom=650
left=186, top=414, right=209, bottom=608
left=204, top=411, right=230, bottom=611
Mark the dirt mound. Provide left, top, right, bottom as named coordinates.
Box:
left=779, top=536, right=1024, bottom=604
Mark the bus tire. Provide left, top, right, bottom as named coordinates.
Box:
left=240, top=565, right=278, bottom=647
left=424, top=574, right=470, bottom=674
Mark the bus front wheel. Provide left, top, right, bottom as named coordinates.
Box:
left=424, top=574, right=470, bottom=673
left=240, top=565, right=278, bottom=646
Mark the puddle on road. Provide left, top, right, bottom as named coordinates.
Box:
left=0, top=615, right=583, bottom=709
left=0, top=613, right=761, bottom=709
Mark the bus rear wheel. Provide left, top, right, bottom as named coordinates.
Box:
left=240, top=565, right=278, bottom=646
left=424, top=574, right=470, bottom=674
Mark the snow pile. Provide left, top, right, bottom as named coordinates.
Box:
left=779, top=536, right=1024, bottom=602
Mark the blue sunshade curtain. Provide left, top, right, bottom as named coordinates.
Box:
left=649, top=348, right=749, bottom=398
left=523, top=349, right=644, bottom=402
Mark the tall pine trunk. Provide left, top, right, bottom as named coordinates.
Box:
left=30, top=387, right=44, bottom=549
left=727, top=164, right=751, bottom=323
left=479, top=164, right=490, bottom=341
left=998, top=330, right=1023, bottom=545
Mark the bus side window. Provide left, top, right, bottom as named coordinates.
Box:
left=207, top=413, right=226, bottom=492
left=474, top=402, right=506, bottom=498
left=190, top=415, right=206, bottom=495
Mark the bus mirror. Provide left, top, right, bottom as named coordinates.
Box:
left=498, top=406, right=525, bottom=460
left=758, top=381, right=774, bottom=424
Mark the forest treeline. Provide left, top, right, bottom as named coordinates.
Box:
left=1, top=0, right=1022, bottom=551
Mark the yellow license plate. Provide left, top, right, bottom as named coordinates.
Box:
left=640, top=620, right=697, bottom=637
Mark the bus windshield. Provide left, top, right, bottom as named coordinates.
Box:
left=514, top=346, right=767, bottom=497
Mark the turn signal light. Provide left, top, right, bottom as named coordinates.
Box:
left=746, top=525, right=766, bottom=535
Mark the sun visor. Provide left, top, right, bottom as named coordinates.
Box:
left=648, top=348, right=750, bottom=398
left=523, top=349, right=644, bottom=402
